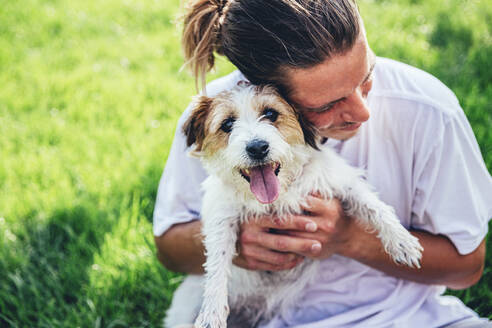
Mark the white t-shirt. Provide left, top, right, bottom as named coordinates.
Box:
left=153, top=57, right=492, bottom=327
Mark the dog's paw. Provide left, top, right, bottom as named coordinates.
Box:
left=382, top=226, right=423, bottom=268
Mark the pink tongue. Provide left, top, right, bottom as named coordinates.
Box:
left=249, top=165, right=279, bottom=204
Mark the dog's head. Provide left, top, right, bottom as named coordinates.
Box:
left=183, top=84, right=318, bottom=204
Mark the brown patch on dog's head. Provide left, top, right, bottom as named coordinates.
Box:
left=182, top=95, right=213, bottom=153
left=252, top=85, right=319, bottom=150
left=182, top=93, right=238, bottom=157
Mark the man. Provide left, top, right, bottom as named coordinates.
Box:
left=154, top=0, right=492, bottom=326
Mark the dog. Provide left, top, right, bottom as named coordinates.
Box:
left=164, top=83, right=423, bottom=328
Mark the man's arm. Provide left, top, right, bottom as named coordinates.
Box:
left=154, top=220, right=206, bottom=274
left=282, top=196, right=486, bottom=290
left=349, top=228, right=485, bottom=289
left=154, top=197, right=485, bottom=290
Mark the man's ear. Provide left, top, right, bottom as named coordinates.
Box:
left=297, top=112, right=320, bottom=150
left=182, top=96, right=213, bottom=153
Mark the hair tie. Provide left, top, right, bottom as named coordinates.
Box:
left=217, top=0, right=232, bottom=26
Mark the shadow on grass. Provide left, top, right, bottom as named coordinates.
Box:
left=0, top=205, right=112, bottom=327
left=81, top=161, right=182, bottom=328
left=85, top=255, right=181, bottom=328
left=0, top=162, right=181, bottom=327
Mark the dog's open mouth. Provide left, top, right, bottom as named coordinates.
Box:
left=240, top=163, right=280, bottom=204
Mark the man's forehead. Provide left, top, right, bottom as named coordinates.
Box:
left=285, top=39, right=373, bottom=109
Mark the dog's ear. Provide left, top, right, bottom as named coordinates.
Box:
left=182, top=96, right=213, bottom=153
left=297, top=113, right=320, bottom=150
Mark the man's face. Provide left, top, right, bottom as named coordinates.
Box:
left=285, top=33, right=375, bottom=140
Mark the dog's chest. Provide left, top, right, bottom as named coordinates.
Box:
left=226, top=259, right=320, bottom=327
left=229, top=259, right=318, bottom=302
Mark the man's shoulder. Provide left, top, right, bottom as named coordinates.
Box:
left=368, top=58, right=469, bottom=149
left=204, top=70, right=246, bottom=96
left=372, top=57, right=460, bottom=116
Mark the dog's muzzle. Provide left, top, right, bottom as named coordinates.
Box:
left=240, top=139, right=281, bottom=204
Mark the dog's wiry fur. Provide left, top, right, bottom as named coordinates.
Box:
left=164, top=84, right=423, bottom=328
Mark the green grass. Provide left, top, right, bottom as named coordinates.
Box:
left=0, top=0, right=491, bottom=326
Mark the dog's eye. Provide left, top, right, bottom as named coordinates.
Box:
left=263, top=108, right=279, bottom=122
left=220, top=117, right=235, bottom=133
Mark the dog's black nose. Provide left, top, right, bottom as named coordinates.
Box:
left=246, top=139, right=269, bottom=160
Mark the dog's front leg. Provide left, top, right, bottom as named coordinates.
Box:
left=336, top=179, right=423, bottom=268
left=194, top=213, right=238, bottom=328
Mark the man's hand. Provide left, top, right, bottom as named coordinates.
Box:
left=287, top=195, right=363, bottom=260
left=233, top=195, right=358, bottom=271
left=233, top=214, right=315, bottom=271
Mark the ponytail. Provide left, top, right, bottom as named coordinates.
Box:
left=182, top=0, right=361, bottom=95
left=182, top=0, right=230, bottom=92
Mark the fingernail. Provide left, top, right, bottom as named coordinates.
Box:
left=306, top=222, right=317, bottom=232
left=311, top=243, right=322, bottom=253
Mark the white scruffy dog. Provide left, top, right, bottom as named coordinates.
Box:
left=164, top=84, right=423, bottom=328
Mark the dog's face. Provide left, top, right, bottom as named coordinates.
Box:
left=183, top=84, right=317, bottom=204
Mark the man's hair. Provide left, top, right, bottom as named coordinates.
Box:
left=182, top=0, right=361, bottom=93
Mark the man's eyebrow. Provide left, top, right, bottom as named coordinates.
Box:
left=301, top=99, right=340, bottom=112
left=301, top=61, right=376, bottom=112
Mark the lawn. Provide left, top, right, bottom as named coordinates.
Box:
left=0, top=0, right=491, bottom=327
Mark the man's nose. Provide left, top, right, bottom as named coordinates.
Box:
left=340, top=90, right=370, bottom=123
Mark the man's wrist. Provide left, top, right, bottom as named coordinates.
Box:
left=336, top=219, right=384, bottom=263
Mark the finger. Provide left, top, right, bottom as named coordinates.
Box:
left=302, top=197, right=344, bottom=221
left=309, top=191, right=323, bottom=198
left=240, top=244, right=302, bottom=266
left=255, top=215, right=318, bottom=232
left=301, top=195, right=328, bottom=212
left=254, top=231, right=322, bottom=256
left=284, top=230, right=323, bottom=240
left=285, top=217, right=336, bottom=237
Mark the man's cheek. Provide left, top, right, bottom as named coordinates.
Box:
left=306, top=112, right=334, bottom=129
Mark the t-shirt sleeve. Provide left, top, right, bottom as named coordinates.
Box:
left=410, top=107, right=492, bottom=255
left=152, top=105, right=207, bottom=237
